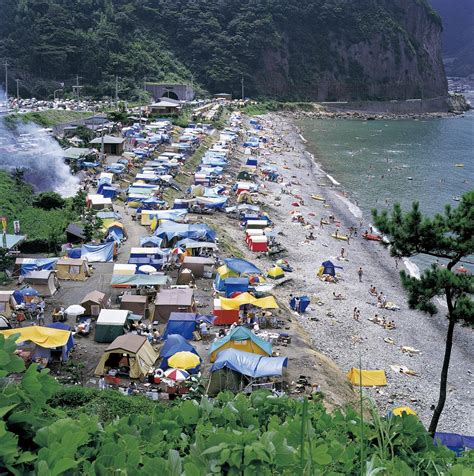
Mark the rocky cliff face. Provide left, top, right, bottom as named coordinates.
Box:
left=252, top=0, right=448, bottom=101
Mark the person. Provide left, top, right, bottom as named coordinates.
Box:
left=340, top=247, right=345, bottom=258
left=320, top=218, right=324, bottom=229
left=253, top=321, right=260, bottom=332
left=334, top=229, right=339, bottom=238
left=295, top=296, right=301, bottom=314
left=36, top=307, right=45, bottom=326
left=199, top=320, right=208, bottom=338
left=353, top=307, right=358, bottom=321
left=152, top=328, right=160, bottom=343
left=98, top=377, right=107, bottom=390
left=218, top=328, right=226, bottom=337
left=369, top=285, right=377, bottom=296
left=358, top=267, right=363, bottom=282
left=307, top=232, right=315, bottom=240
left=333, top=291, right=344, bottom=300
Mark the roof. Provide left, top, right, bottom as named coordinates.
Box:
left=155, top=288, right=194, bottom=306
left=66, top=223, right=85, bottom=239
left=24, top=270, right=55, bottom=281
left=0, top=234, right=26, bottom=250
left=81, top=290, right=106, bottom=304
left=96, top=309, right=129, bottom=325
left=0, top=326, right=71, bottom=348
left=90, top=135, right=125, bottom=145
left=168, top=312, right=199, bottom=322
left=0, top=291, right=14, bottom=302
left=111, top=273, right=170, bottom=287
left=151, top=98, right=181, bottom=107
left=182, top=256, right=215, bottom=265
left=57, top=258, right=86, bottom=266
left=63, top=147, right=93, bottom=160
left=105, top=334, right=146, bottom=354
left=121, top=295, right=147, bottom=303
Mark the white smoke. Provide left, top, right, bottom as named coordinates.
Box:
left=0, top=91, right=80, bottom=197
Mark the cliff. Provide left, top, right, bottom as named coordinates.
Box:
left=0, top=0, right=448, bottom=101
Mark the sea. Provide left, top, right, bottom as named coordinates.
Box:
left=297, top=95, right=474, bottom=272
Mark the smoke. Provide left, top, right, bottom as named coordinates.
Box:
left=0, top=90, right=80, bottom=197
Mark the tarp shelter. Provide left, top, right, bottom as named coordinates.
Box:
left=434, top=433, right=474, bottom=456
left=105, top=221, right=127, bottom=240
left=154, top=223, right=216, bottom=247
left=318, top=260, right=343, bottom=277
left=0, top=291, right=17, bottom=318
left=0, top=325, right=73, bottom=362
left=94, top=334, right=158, bottom=380
left=267, top=266, right=285, bottom=280
left=217, top=293, right=279, bottom=311
left=154, top=288, right=196, bottom=323
left=179, top=257, right=215, bottom=278
left=95, top=309, right=130, bottom=343
left=14, top=258, right=58, bottom=276
left=80, top=291, right=107, bottom=317
left=209, top=326, right=272, bottom=362
left=208, top=348, right=288, bottom=396
left=224, top=258, right=261, bottom=276
left=120, top=295, right=148, bottom=318
left=81, top=242, right=115, bottom=263
left=163, top=312, right=200, bottom=339
left=24, top=270, right=59, bottom=297
left=56, top=258, right=90, bottom=281
left=111, top=274, right=170, bottom=288
left=159, top=334, right=200, bottom=370
left=347, top=368, right=387, bottom=386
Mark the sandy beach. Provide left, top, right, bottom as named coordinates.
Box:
left=227, top=113, right=473, bottom=433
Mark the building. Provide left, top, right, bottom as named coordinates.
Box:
left=149, top=98, right=182, bottom=115
left=213, top=93, right=232, bottom=100
left=90, top=135, right=125, bottom=155
left=145, top=83, right=194, bottom=102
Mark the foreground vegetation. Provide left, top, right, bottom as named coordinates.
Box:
left=4, top=110, right=95, bottom=128
left=0, top=334, right=472, bottom=474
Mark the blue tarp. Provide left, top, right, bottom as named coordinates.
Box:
left=159, top=334, right=200, bottom=372
left=81, top=242, right=114, bottom=263
left=224, top=258, right=261, bottom=275
left=321, top=260, right=343, bottom=277
left=67, top=247, right=82, bottom=259
left=140, top=236, right=163, bottom=247
left=154, top=223, right=216, bottom=245
left=211, top=348, right=287, bottom=378
left=209, top=326, right=272, bottom=357
left=106, top=230, right=122, bottom=243
left=99, top=186, right=118, bottom=199
left=224, top=278, right=249, bottom=298
left=46, top=322, right=74, bottom=361
left=19, top=258, right=58, bottom=276
left=434, top=433, right=474, bottom=456
left=163, top=313, right=198, bottom=340
left=290, top=296, right=311, bottom=313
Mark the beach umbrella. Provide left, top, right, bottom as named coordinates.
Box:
left=65, top=305, right=86, bottom=316
left=164, top=368, right=190, bottom=381
left=138, top=265, right=156, bottom=274
left=168, top=352, right=200, bottom=370
left=249, top=276, right=264, bottom=284
left=291, top=202, right=300, bottom=207
left=171, top=247, right=184, bottom=255
left=456, top=266, right=468, bottom=274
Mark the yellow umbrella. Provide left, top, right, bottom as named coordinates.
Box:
left=168, top=351, right=200, bottom=370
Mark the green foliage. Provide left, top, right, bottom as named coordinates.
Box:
left=32, top=192, right=65, bottom=210
left=3, top=111, right=94, bottom=128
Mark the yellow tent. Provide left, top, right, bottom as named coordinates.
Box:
left=347, top=368, right=387, bottom=386
left=127, top=201, right=141, bottom=209
left=216, top=265, right=238, bottom=280
left=56, top=258, right=89, bottom=281
left=267, top=266, right=285, bottom=279
left=0, top=326, right=70, bottom=348
left=94, top=334, right=157, bottom=380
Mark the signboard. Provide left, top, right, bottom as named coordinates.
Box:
left=13, top=220, right=20, bottom=235
left=0, top=216, right=6, bottom=234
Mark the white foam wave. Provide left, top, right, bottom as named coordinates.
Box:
left=326, top=173, right=340, bottom=186
left=336, top=194, right=363, bottom=218
left=403, top=257, right=421, bottom=279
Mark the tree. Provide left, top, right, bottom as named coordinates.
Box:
left=0, top=248, right=13, bottom=273
left=372, top=191, right=474, bottom=435
left=11, top=167, right=25, bottom=185
left=32, top=192, right=65, bottom=210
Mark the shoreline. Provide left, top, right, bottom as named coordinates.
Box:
left=236, top=112, right=473, bottom=432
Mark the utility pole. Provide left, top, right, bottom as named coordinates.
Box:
left=15, top=79, right=20, bottom=101
left=241, top=75, right=245, bottom=101
left=144, top=75, right=147, bottom=91
left=115, top=75, right=119, bottom=109
left=4, top=62, right=9, bottom=107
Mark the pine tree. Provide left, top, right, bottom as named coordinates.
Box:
left=372, top=190, right=474, bottom=435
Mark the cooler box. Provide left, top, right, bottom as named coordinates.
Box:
left=246, top=229, right=264, bottom=245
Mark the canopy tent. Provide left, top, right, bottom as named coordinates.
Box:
left=163, top=312, right=198, bottom=340
left=347, top=368, right=387, bottom=386
left=209, top=326, right=272, bottom=362
left=81, top=242, right=114, bottom=263
left=159, top=334, right=200, bottom=370
left=94, top=334, right=158, bottom=379
left=318, top=260, right=343, bottom=277
left=217, top=293, right=279, bottom=311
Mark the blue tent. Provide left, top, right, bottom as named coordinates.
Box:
left=81, top=242, right=114, bottom=263
left=163, top=313, right=198, bottom=340
left=159, top=334, right=200, bottom=371
left=434, top=433, right=474, bottom=456
left=224, top=258, right=261, bottom=275
left=106, top=230, right=122, bottom=243
left=140, top=236, right=163, bottom=248
left=99, top=186, right=118, bottom=199
left=224, top=278, right=249, bottom=297
left=321, top=260, right=343, bottom=277
left=211, top=348, right=287, bottom=378
left=290, top=296, right=311, bottom=313
left=46, top=322, right=74, bottom=362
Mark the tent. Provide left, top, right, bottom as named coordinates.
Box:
left=140, top=236, right=162, bottom=248
left=24, top=270, right=59, bottom=297
left=209, top=326, right=272, bottom=362
left=224, top=278, right=249, bottom=298
left=94, top=334, right=158, bottom=379
left=224, top=258, right=261, bottom=275
left=159, top=334, right=200, bottom=370
left=347, top=368, right=387, bottom=386
left=179, top=256, right=215, bottom=278
left=120, top=295, right=148, bottom=318
left=105, top=221, right=127, bottom=240
left=81, top=242, right=115, bottom=263
left=154, top=288, right=196, bottom=322
left=434, top=433, right=474, bottom=456
left=289, top=296, right=311, bottom=313
left=267, top=266, right=285, bottom=280
left=56, top=258, right=90, bottom=281
left=95, top=309, right=130, bottom=343
left=80, top=290, right=107, bottom=317
left=111, top=274, right=170, bottom=288
left=0, top=291, right=18, bottom=318
left=208, top=348, right=287, bottom=396
left=318, top=260, right=343, bottom=277
left=162, top=312, right=200, bottom=340
left=14, top=258, right=58, bottom=276
left=213, top=265, right=239, bottom=292
left=0, top=325, right=73, bottom=362
left=154, top=223, right=216, bottom=247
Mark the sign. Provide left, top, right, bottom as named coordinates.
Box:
left=13, top=220, right=20, bottom=235
left=0, top=216, right=6, bottom=234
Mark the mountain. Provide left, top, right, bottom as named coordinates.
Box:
left=428, top=0, right=474, bottom=77
left=0, top=0, right=448, bottom=101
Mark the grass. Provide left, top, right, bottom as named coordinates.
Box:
left=240, top=101, right=317, bottom=116
left=4, top=110, right=95, bottom=128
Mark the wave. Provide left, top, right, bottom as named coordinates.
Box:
left=403, top=257, right=421, bottom=279
left=335, top=194, right=363, bottom=218
left=326, top=173, right=340, bottom=186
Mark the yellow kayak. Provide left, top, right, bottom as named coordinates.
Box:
left=454, top=164, right=464, bottom=168
left=312, top=194, right=326, bottom=202
left=331, top=233, right=348, bottom=241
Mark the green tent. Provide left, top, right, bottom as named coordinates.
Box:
left=95, top=309, right=130, bottom=343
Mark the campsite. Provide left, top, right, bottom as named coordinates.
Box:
left=0, top=100, right=472, bottom=469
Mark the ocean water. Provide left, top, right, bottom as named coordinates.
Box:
left=297, top=102, right=473, bottom=271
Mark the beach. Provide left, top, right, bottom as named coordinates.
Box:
left=227, top=113, right=473, bottom=433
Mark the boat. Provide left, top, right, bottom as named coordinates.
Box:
left=312, top=194, right=326, bottom=202
left=363, top=233, right=382, bottom=241
left=454, top=164, right=464, bottom=168
left=331, top=233, right=348, bottom=241
left=452, top=196, right=461, bottom=202
left=407, top=177, right=413, bottom=180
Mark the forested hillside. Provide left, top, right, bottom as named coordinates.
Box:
left=1, top=0, right=448, bottom=101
